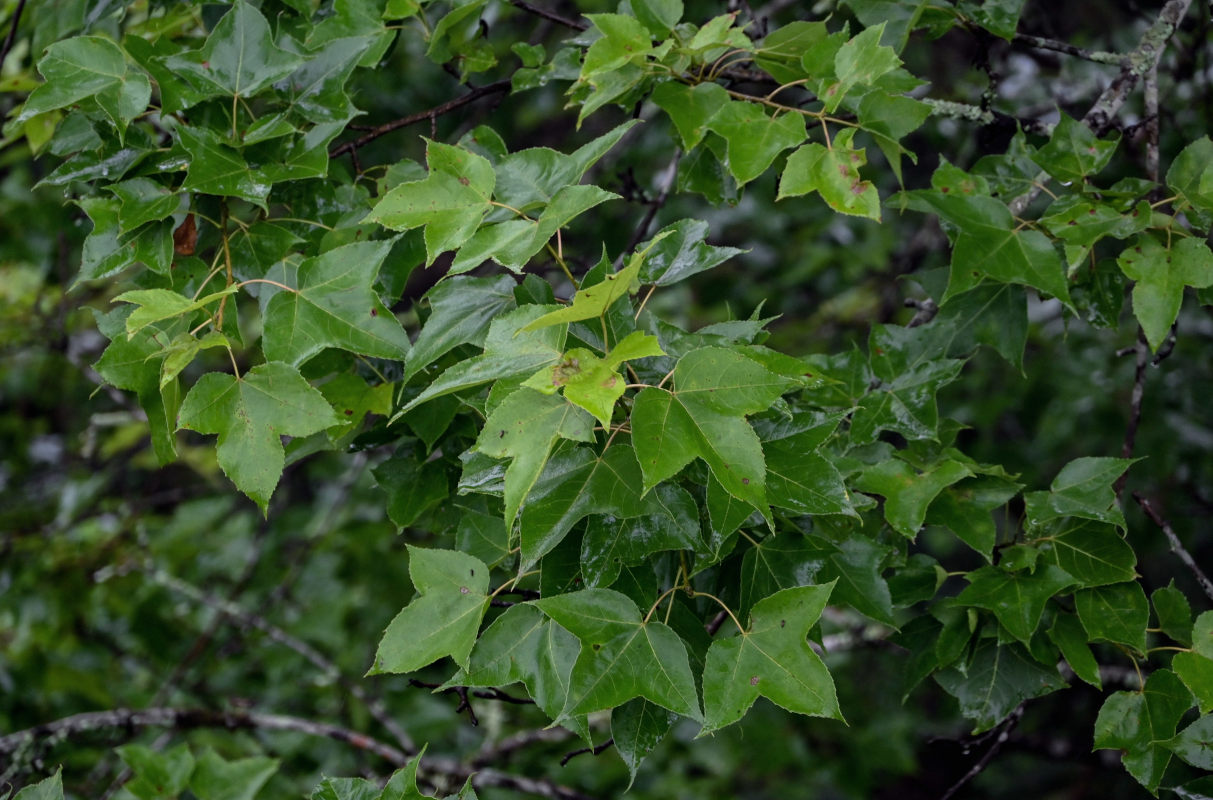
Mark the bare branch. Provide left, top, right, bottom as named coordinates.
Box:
left=0, top=0, right=28, bottom=70
left=146, top=567, right=416, bottom=754
left=624, top=151, right=682, bottom=255
left=1133, top=492, right=1213, bottom=603
left=508, top=0, right=585, bottom=31
left=329, top=80, right=511, bottom=158
left=560, top=737, right=614, bottom=766
left=939, top=705, right=1024, bottom=800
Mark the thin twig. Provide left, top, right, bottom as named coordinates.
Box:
left=1114, top=328, right=1149, bottom=498
left=508, top=0, right=585, bottom=30
left=0, top=0, right=28, bottom=70
left=329, top=80, right=511, bottom=158
left=624, top=151, right=682, bottom=256
left=1133, top=493, right=1213, bottom=602
left=1012, top=32, right=1123, bottom=65
left=560, top=738, right=614, bottom=766
left=146, top=567, right=416, bottom=754
left=1009, top=0, right=1193, bottom=215
left=939, top=705, right=1024, bottom=800
left=1144, top=65, right=1161, bottom=183
left=472, top=728, right=573, bottom=769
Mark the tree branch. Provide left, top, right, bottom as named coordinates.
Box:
left=939, top=705, right=1024, bottom=800
left=0, top=0, right=27, bottom=71
left=145, top=567, right=416, bottom=754
left=508, top=0, right=585, bottom=31
left=1012, top=32, right=1122, bottom=65
left=1132, top=492, right=1213, bottom=602
left=1114, top=328, right=1149, bottom=498
left=329, top=80, right=511, bottom=158
left=1009, top=0, right=1193, bottom=215
left=1, top=708, right=593, bottom=800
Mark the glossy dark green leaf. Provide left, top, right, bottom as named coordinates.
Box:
left=739, top=534, right=832, bottom=621
left=632, top=347, right=791, bottom=512
left=855, top=457, right=972, bottom=537
left=1023, top=456, right=1134, bottom=530
left=636, top=218, right=744, bottom=286
left=535, top=589, right=702, bottom=721
left=474, top=388, right=595, bottom=530
left=1153, top=583, right=1193, bottom=646
left=1074, top=581, right=1149, bottom=653
left=373, top=451, right=449, bottom=529
left=935, top=639, right=1064, bottom=733
left=651, top=81, right=728, bottom=152
left=1094, top=669, right=1193, bottom=792
left=1173, top=653, right=1213, bottom=714
left=755, top=21, right=830, bottom=83
left=163, top=0, right=303, bottom=102
left=701, top=583, right=841, bottom=733
left=1196, top=612, right=1213, bottom=660
left=612, top=698, right=674, bottom=786
left=764, top=442, right=854, bottom=517
left=1165, top=714, right=1213, bottom=771
left=262, top=239, right=410, bottom=366
left=925, top=476, right=1021, bottom=561
left=850, top=357, right=963, bottom=444
left=1167, top=136, right=1213, bottom=221
left=16, top=36, right=142, bottom=128
left=178, top=126, right=272, bottom=207
left=1032, top=114, right=1118, bottom=183
left=1039, top=196, right=1149, bottom=248
left=1030, top=518, right=1137, bottom=587
left=1047, top=611, right=1101, bottom=689
left=371, top=547, right=490, bottom=674
left=955, top=564, right=1074, bottom=644
left=580, top=484, right=700, bottom=588
left=455, top=604, right=586, bottom=736
left=815, top=532, right=895, bottom=626
left=177, top=362, right=340, bottom=511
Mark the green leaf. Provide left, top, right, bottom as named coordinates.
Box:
left=396, top=304, right=568, bottom=416
left=190, top=748, right=278, bottom=800
left=163, top=0, right=303, bottom=102
left=612, top=698, right=674, bottom=787
left=739, top=535, right=832, bottom=621
left=901, top=186, right=1071, bottom=303
left=701, top=583, right=841, bottom=733
left=1118, top=235, right=1213, bottom=351
left=1074, top=581, right=1149, bottom=653
left=490, top=121, right=637, bottom=212
left=474, top=388, right=595, bottom=530
left=959, top=0, right=1025, bottom=40
left=1039, top=196, right=1149, bottom=247
left=851, top=354, right=964, bottom=444
left=925, top=476, right=1022, bottom=561
left=855, top=457, right=972, bottom=537
left=262, top=240, right=410, bottom=367
left=1048, top=612, right=1101, bottom=689
left=632, top=0, right=682, bottom=37
left=581, top=489, right=699, bottom=588
left=635, top=219, right=745, bottom=286
left=1030, top=518, right=1137, bottom=587
left=1173, top=652, right=1213, bottom=714
left=651, top=81, right=728, bottom=152
left=815, top=532, right=895, bottom=626
left=455, top=603, right=585, bottom=735
left=1023, top=456, right=1135, bottom=530
left=177, top=362, right=340, bottom=511
left=1094, top=669, right=1193, bottom=792
left=935, top=639, right=1064, bottom=733
left=371, top=547, right=490, bottom=674
left=524, top=348, right=624, bottom=428
left=535, top=589, right=702, bottom=721
left=16, top=36, right=134, bottom=126
left=1031, top=114, right=1118, bottom=183
left=707, top=100, right=806, bottom=186
left=178, top=126, right=273, bottom=207
left=955, top=564, right=1074, bottom=644
left=1196, top=612, right=1213, bottom=660
left=118, top=743, right=194, bottom=799
left=404, top=275, right=515, bottom=381
left=764, top=439, right=854, bottom=517
left=755, top=21, right=830, bottom=83
left=367, top=141, right=495, bottom=264
left=1165, top=714, right=1213, bottom=772
left=779, top=129, right=881, bottom=220
left=1153, top=583, right=1193, bottom=646
left=114, top=286, right=238, bottom=339
left=11, top=769, right=63, bottom=800
left=1167, top=136, right=1213, bottom=221
left=632, top=347, right=791, bottom=513
left=824, top=23, right=899, bottom=112
left=373, top=451, right=449, bottom=529
left=108, top=178, right=180, bottom=235
left=523, top=236, right=663, bottom=331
